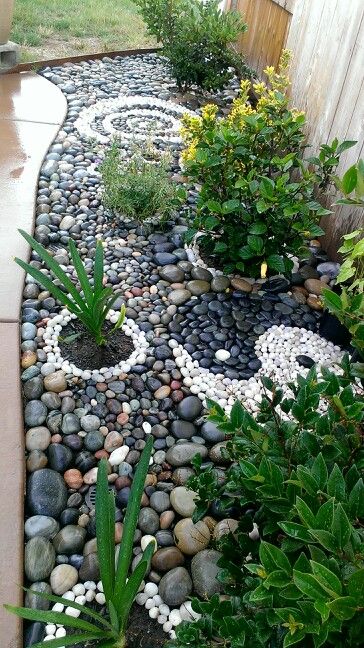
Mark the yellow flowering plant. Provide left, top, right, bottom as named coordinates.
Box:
left=181, top=52, right=356, bottom=276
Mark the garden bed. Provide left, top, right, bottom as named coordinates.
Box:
left=18, top=53, right=351, bottom=647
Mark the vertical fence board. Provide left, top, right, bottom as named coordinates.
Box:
left=231, top=0, right=364, bottom=256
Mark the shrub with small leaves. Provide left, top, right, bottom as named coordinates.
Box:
left=181, top=52, right=356, bottom=276
left=169, top=359, right=364, bottom=648
left=100, top=140, right=185, bottom=225
left=133, top=0, right=249, bottom=92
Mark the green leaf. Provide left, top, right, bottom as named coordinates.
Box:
left=331, top=503, right=352, bottom=549
left=112, top=304, right=126, bottom=332
left=322, top=289, right=342, bottom=312
left=311, top=453, right=328, bottom=490
left=15, top=634, right=110, bottom=648
left=266, top=254, right=285, bottom=274
left=328, top=596, right=357, bottom=620
left=3, top=604, right=105, bottom=634
left=295, top=498, right=316, bottom=528
left=264, top=570, right=292, bottom=588
left=20, top=587, right=112, bottom=630
left=17, top=229, right=85, bottom=311
left=68, top=238, right=93, bottom=307
left=279, top=521, right=313, bottom=543
left=293, top=571, right=329, bottom=601
left=336, top=140, right=357, bottom=155
left=308, top=529, right=339, bottom=553
left=314, top=601, right=330, bottom=622
left=96, top=459, right=116, bottom=604
left=315, top=499, right=334, bottom=530
left=230, top=400, right=244, bottom=428
left=117, top=541, right=154, bottom=630
left=249, top=222, right=267, bottom=235
left=283, top=630, right=306, bottom=647
left=222, top=199, right=240, bottom=214
left=327, top=465, right=346, bottom=500
left=310, top=561, right=342, bottom=597
left=93, top=240, right=105, bottom=301
left=113, top=436, right=153, bottom=608
left=14, top=257, right=81, bottom=317
left=341, top=165, right=358, bottom=195
left=348, top=569, right=364, bottom=605
left=259, top=542, right=291, bottom=574
left=247, top=235, right=264, bottom=255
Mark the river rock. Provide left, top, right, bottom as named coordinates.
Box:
left=44, top=371, right=67, bottom=393
left=170, top=486, right=197, bottom=517
left=27, top=469, right=68, bottom=518
left=25, top=427, right=51, bottom=451
left=50, top=564, right=78, bottom=595
left=191, top=549, right=222, bottom=599
left=159, top=567, right=192, bottom=606
left=25, top=537, right=55, bottom=581
left=174, top=518, right=210, bottom=555
left=177, top=396, right=203, bottom=421
left=25, top=582, right=52, bottom=610
left=304, top=278, right=325, bottom=295
left=52, top=525, right=86, bottom=554
left=152, top=547, right=185, bottom=572
left=166, top=443, right=208, bottom=467
left=25, top=515, right=60, bottom=540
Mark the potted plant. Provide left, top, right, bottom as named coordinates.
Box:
left=0, top=0, right=15, bottom=44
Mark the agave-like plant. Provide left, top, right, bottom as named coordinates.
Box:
left=5, top=435, right=154, bottom=648
left=15, top=229, right=125, bottom=346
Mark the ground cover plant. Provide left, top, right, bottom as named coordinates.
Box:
left=100, top=141, right=186, bottom=225
left=11, top=0, right=154, bottom=63
left=15, top=229, right=125, bottom=346
left=5, top=438, right=154, bottom=648
left=169, top=360, right=364, bottom=648
left=181, top=52, right=356, bottom=276
left=133, top=0, right=249, bottom=92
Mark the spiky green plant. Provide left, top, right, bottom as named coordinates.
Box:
left=15, top=229, right=125, bottom=346
left=5, top=436, right=154, bottom=648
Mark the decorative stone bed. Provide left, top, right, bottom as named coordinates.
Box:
left=20, top=53, right=345, bottom=647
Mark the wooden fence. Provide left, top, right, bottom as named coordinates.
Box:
left=229, top=0, right=364, bottom=257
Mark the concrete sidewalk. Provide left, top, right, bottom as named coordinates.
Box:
left=0, top=71, right=66, bottom=648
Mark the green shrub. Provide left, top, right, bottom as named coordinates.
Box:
left=100, top=141, right=185, bottom=224
left=323, top=161, right=364, bottom=377
left=133, top=0, right=249, bottom=92
left=5, top=438, right=154, bottom=648
left=181, top=52, right=356, bottom=276
left=169, top=360, right=364, bottom=648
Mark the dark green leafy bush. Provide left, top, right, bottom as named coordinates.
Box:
left=169, top=360, right=364, bottom=648
left=181, top=54, right=356, bottom=276
left=133, top=0, right=249, bottom=92
left=100, top=141, right=185, bottom=225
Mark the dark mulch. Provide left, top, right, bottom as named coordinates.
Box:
left=68, top=604, right=167, bottom=648
left=58, top=320, right=134, bottom=371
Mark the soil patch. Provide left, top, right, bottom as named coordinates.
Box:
left=58, top=320, right=134, bottom=371
left=68, top=604, right=167, bottom=647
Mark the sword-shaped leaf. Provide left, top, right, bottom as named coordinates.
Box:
left=22, top=633, right=112, bottom=648
left=20, top=586, right=113, bottom=630
left=113, top=436, right=153, bottom=608
left=96, top=459, right=116, bottom=604
left=117, top=541, right=154, bottom=631
left=68, top=238, right=94, bottom=307
left=4, top=604, right=105, bottom=634
left=17, top=229, right=85, bottom=311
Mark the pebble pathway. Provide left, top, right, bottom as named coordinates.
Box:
left=20, top=54, right=344, bottom=647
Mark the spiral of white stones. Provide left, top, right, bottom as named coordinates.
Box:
left=74, top=95, right=196, bottom=145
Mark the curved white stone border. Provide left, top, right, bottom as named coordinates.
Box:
left=42, top=308, right=150, bottom=382
left=170, top=325, right=344, bottom=414
left=74, top=95, right=196, bottom=145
